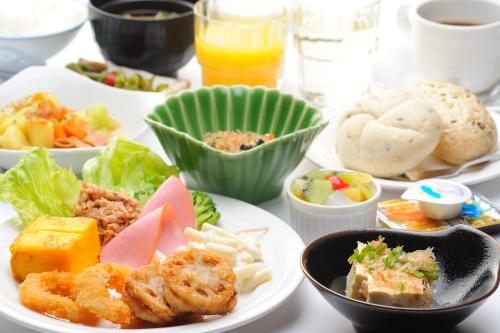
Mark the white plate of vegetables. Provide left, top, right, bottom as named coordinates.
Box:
left=0, top=65, right=165, bottom=173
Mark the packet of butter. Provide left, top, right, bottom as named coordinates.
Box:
left=377, top=193, right=500, bottom=234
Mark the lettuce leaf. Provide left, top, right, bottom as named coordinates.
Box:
left=82, top=138, right=179, bottom=206
left=0, top=148, right=82, bottom=226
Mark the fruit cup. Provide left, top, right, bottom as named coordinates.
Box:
left=286, top=169, right=381, bottom=243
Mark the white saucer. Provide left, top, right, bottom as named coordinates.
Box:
left=371, top=43, right=500, bottom=108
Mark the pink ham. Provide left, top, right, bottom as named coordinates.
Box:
left=100, top=205, right=175, bottom=268
left=139, top=176, right=196, bottom=255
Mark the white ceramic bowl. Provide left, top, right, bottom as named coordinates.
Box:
left=286, top=170, right=382, bottom=244
left=0, top=66, right=166, bottom=173
left=0, top=1, right=86, bottom=79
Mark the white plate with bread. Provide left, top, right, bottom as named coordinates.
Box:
left=307, top=82, right=500, bottom=192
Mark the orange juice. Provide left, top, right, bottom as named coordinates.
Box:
left=194, top=0, right=287, bottom=87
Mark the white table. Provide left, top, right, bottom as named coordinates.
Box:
left=2, top=4, right=500, bottom=332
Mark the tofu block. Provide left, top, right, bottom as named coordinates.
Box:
left=346, top=262, right=369, bottom=301
left=10, top=216, right=101, bottom=281
left=346, top=238, right=436, bottom=308
left=366, top=270, right=430, bottom=308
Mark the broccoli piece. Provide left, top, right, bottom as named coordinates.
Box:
left=191, top=191, right=221, bottom=230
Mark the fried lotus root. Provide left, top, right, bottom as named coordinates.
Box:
left=124, top=260, right=177, bottom=324
left=162, top=249, right=237, bottom=315
left=19, top=271, right=97, bottom=325
left=73, top=263, right=134, bottom=325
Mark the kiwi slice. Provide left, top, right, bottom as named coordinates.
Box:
left=304, top=179, right=333, bottom=204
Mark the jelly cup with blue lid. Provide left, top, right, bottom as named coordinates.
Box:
left=401, top=179, right=472, bottom=220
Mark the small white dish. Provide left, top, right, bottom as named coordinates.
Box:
left=401, top=179, right=472, bottom=219
left=0, top=66, right=166, bottom=173
left=306, top=111, right=500, bottom=192
left=286, top=170, right=382, bottom=244
left=0, top=194, right=304, bottom=333
left=0, top=0, right=86, bottom=79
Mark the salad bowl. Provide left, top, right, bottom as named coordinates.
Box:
left=301, top=225, right=500, bottom=333
left=145, top=86, right=328, bottom=204
left=0, top=66, right=164, bottom=173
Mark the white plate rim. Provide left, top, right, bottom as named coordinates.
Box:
left=306, top=109, right=500, bottom=192
left=0, top=194, right=305, bottom=333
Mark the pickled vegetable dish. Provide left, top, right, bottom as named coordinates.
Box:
left=67, top=59, right=170, bottom=92
left=291, top=170, right=375, bottom=205
left=0, top=92, right=120, bottom=150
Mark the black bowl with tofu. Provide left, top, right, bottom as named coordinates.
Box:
left=301, top=225, right=500, bottom=333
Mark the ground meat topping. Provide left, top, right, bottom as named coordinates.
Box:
left=202, top=131, right=275, bottom=153
left=74, top=182, right=140, bottom=245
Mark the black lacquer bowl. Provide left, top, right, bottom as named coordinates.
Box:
left=89, top=0, right=194, bottom=76
left=301, top=225, right=500, bottom=333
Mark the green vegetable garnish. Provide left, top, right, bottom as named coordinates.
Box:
left=383, top=247, right=404, bottom=269
left=348, top=240, right=389, bottom=264
left=191, top=191, right=221, bottom=230
left=0, top=148, right=81, bottom=226
left=413, top=263, right=440, bottom=281
left=348, top=249, right=363, bottom=264
left=83, top=138, right=179, bottom=206
left=399, top=281, right=406, bottom=292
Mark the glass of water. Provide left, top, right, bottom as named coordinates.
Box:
left=293, top=0, right=381, bottom=107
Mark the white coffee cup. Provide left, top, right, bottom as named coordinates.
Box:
left=398, top=0, right=500, bottom=93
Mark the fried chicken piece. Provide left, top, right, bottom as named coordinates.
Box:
left=124, top=260, right=177, bottom=324
left=74, top=182, right=140, bottom=245
left=162, top=249, right=237, bottom=315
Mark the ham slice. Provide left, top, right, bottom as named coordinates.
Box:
left=139, top=176, right=196, bottom=255
left=100, top=205, right=175, bottom=268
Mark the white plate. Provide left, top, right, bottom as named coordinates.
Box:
left=306, top=111, right=500, bottom=192
left=0, top=194, right=304, bottom=333
left=0, top=66, right=166, bottom=173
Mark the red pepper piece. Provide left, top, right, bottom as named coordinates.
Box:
left=329, top=176, right=349, bottom=190
left=104, top=73, right=116, bottom=86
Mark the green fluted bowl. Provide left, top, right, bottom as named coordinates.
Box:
left=145, top=86, right=328, bottom=204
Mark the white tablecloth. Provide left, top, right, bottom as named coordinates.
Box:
left=1, top=1, right=499, bottom=332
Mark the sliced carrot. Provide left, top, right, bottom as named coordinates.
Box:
left=53, top=123, right=67, bottom=139
left=63, top=116, right=87, bottom=139
left=53, top=106, right=69, bottom=121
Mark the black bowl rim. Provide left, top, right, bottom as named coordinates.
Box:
left=301, top=225, right=500, bottom=313
left=144, top=85, right=329, bottom=159
left=89, top=0, right=194, bottom=22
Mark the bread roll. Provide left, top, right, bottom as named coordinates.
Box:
left=335, top=89, right=441, bottom=178
left=413, top=82, right=497, bottom=165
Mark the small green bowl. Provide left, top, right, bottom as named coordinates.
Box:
left=145, top=86, right=328, bottom=204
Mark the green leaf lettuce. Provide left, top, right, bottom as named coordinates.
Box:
left=82, top=138, right=179, bottom=206
left=0, top=148, right=82, bottom=226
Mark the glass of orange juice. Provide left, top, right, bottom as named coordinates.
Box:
left=194, top=0, right=287, bottom=87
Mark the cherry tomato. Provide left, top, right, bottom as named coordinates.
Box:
left=329, top=176, right=349, bottom=190
left=104, top=73, right=116, bottom=86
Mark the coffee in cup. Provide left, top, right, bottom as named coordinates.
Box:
left=398, top=0, right=500, bottom=93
